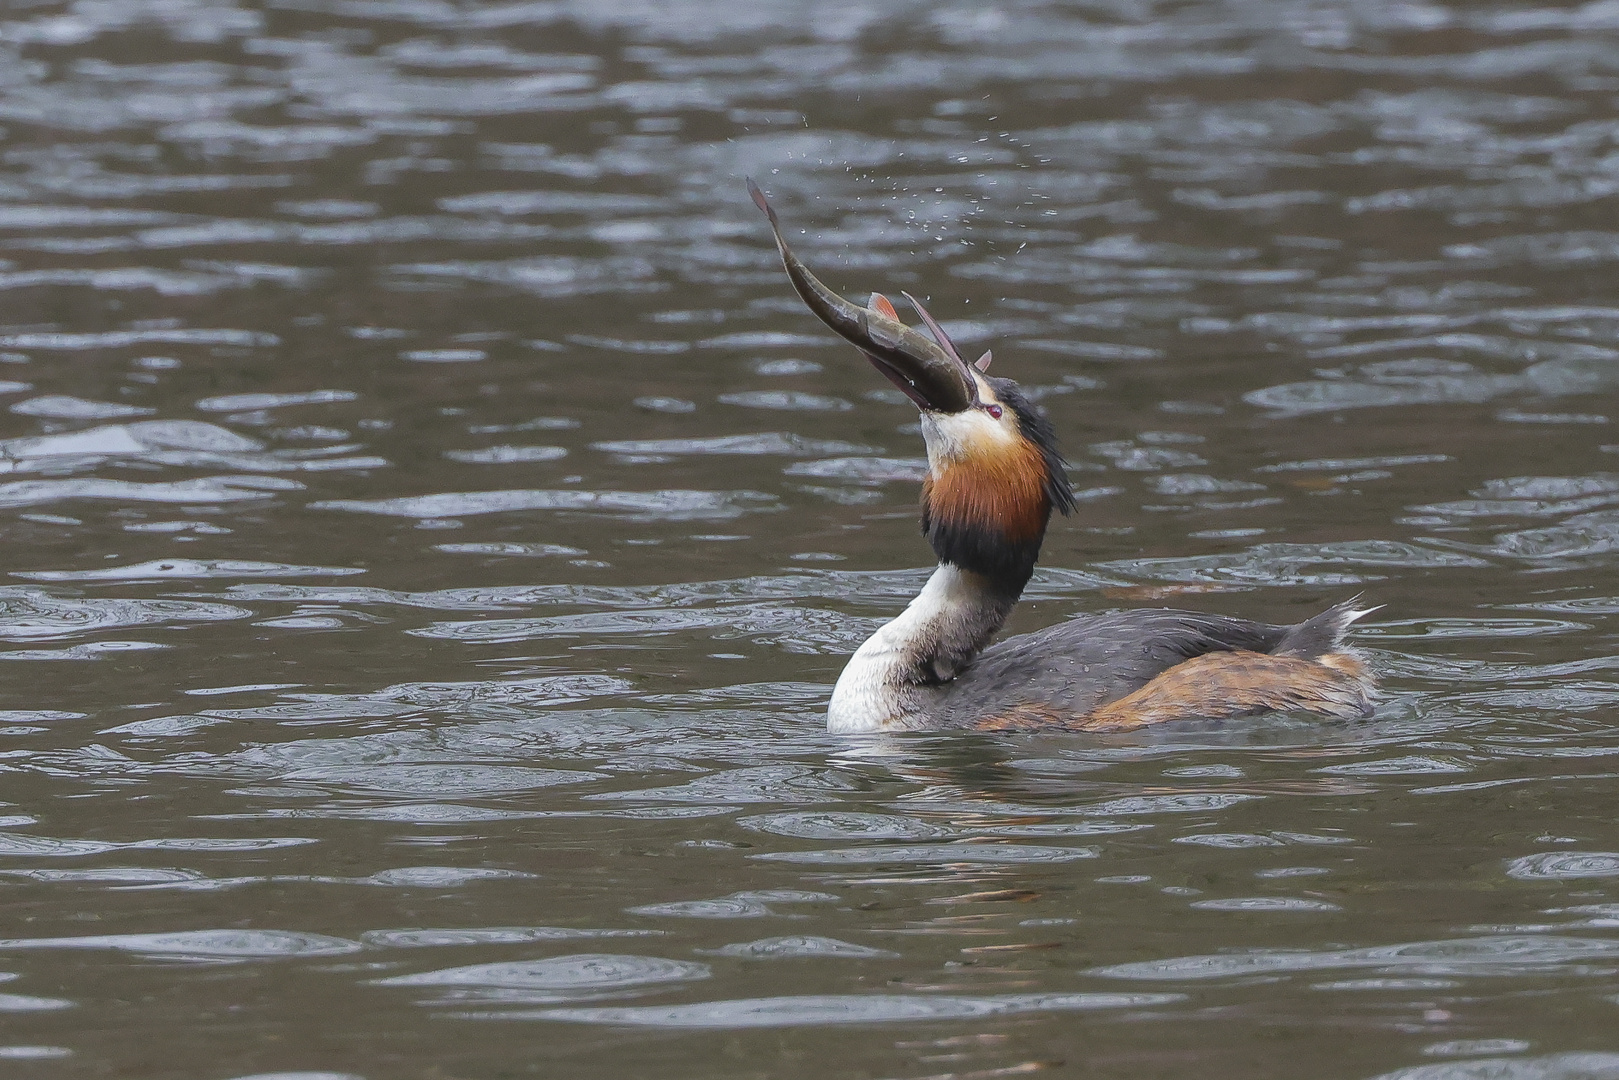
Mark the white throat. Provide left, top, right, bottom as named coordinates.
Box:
left=827, top=564, right=1012, bottom=733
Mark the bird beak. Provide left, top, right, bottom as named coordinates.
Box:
left=748, top=178, right=976, bottom=414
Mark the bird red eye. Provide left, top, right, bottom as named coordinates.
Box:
left=983, top=404, right=1003, bottom=420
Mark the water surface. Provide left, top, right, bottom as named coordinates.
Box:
left=2, top=1, right=1619, bottom=1077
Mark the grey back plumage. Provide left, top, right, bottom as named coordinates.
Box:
left=931, top=601, right=1363, bottom=726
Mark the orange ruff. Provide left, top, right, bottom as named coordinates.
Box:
left=923, top=436, right=1052, bottom=544
left=972, top=650, right=1372, bottom=732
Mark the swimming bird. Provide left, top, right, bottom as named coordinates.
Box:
left=747, top=179, right=1378, bottom=734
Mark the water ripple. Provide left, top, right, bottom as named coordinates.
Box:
left=16, top=560, right=362, bottom=583
left=699, top=936, right=898, bottom=960
left=585, top=766, right=858, bottom=805
left=373, top=953, right=710, bottom=1003
left=1367, top=1054, right=1619, bottom=1080
left=752, top=843, right=1099, bottom=866
left=627, top=895, right=776, bottom=919
left=0, top=991, right=74, bottom=1012
left=0, top=587, right=250, bottom=641
left=0, top=421, right=382, bottom=477
left=311, top=489, right=778, bottom=521
left=1506, top=853, right=1619, bottom=881
left=1097, top=541, right=1486, bottom=587
left=736, top=811, right=957, bottom=841
left=274, top=764, right=601, bottom=798
left=0, top=931, right=360, bottom=961
left=514, top=991, right=1182, bottom=1028
left=0, top=478, right=289, bottom=510
left=411, top=602, right=860, bottom=652
left=1189, top=897, right=1343, bottom=912
left=362, top=927, right=662, bottom=949
left=1091, top=935, right=1619, bottom=982
left=592, top=433, right=876, bottom=457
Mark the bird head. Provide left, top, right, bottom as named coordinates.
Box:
left=748, top=179, right=1074, bottom=588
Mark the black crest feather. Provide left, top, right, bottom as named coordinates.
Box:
left=992, top=378, right=1075, bottom=518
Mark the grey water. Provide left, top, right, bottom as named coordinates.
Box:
left=1, top=1, right=1618, bottom=1077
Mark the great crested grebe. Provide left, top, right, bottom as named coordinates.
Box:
left=747, top=179, right=1378, bottom=735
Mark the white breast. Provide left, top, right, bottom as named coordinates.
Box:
left=827, top=565, right=981, bottom=733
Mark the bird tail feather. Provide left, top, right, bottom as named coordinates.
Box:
left=1273, top=596, right=1382, bottom=659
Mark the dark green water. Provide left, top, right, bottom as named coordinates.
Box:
left=1, top=2, right=1618, bottom=1077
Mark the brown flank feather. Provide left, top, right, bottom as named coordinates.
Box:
left=972, top=649, right=1373, bottom=733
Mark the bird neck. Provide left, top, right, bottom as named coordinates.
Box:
left=827, top=564, right=1021, bottom=733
